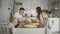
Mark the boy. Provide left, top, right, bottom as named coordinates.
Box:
left=9, top=17, right=17, bottom=28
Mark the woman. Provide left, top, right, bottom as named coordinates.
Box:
left=36, top=7, right=48, bottom=27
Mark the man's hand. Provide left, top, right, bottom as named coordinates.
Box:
left=18, top=18, right=24, bottom=23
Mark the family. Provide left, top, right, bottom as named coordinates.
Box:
left=9, top=7, right=49, bottom=28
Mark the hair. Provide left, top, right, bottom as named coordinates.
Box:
left=20, top=8, right=25, bottom=10
left=43, top=10, right=48, bottom=13
left=9, top=17, right=16, bottom=22
left=36, top=7, right=42, bottom=20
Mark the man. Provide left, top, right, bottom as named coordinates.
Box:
left=14, top=8, right=25, bottom=23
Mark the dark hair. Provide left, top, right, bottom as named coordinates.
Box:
left=20, top=8, right=25, bottom=10
left=36, top=7, right=42, bottom=20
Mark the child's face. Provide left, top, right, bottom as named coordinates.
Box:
left=12, top=18, right=16, bottom=23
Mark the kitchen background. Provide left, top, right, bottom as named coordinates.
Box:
left=0, top=0, right=60, bottom=23
left=0, top=0, right=60, bottom=33
left=0, top=0, right=60, bottom=22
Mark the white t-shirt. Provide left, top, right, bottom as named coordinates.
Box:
left=8, top=20, right=17, bottom=28
left=9, top=23, right=15, bottom=28
left=14, top=12, right=23, bottom=19
left=9, top=23, right=17, bottom=28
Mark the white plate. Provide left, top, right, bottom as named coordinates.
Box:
left=24, top=24, right=37, bottom=28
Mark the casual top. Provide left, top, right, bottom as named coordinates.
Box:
left=9, top=23, right=15, bottom=28
left=14, top=12, right=23, bottom=19
left=8, top=19, right=18, bottom=28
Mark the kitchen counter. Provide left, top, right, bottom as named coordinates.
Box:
left=17, top=22, right=44, bottom=28
left=12, top=28, right=46, bottom=34
left=12, top=22, right=47, bottom=34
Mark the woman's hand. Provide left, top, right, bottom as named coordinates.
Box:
left=36, top=19, right=40, bottom=23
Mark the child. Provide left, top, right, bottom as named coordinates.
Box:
left=9, top=17, right=17, bottom=28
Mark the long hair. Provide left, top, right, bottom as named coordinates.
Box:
left=36, top=7, right=42, bottom=20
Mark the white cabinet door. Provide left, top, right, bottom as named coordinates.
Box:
left=48, top=18, right=60, bottom=32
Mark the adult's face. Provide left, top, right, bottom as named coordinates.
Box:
left=19, top=10, right=24, bottom=15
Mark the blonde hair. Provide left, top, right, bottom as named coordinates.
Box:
left=9, top=17, right=16, bottom=22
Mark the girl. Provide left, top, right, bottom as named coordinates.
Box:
left=36, top=7, right=48, bottom=27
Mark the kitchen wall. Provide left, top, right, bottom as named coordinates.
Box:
left=15, top=0, right=48, bottom=10
left=15, top=0, right=48, bottom=16
left=0, top=0, right=14, bottom=23
left=15, top=0, right=60, bottom=17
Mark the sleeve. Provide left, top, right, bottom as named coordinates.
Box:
left=14, top=12, right=21, bottom=19
left=14, top=12, right=18, bottom=18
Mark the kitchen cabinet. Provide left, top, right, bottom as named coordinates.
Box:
left=48, top=18, right=60, bottom=32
